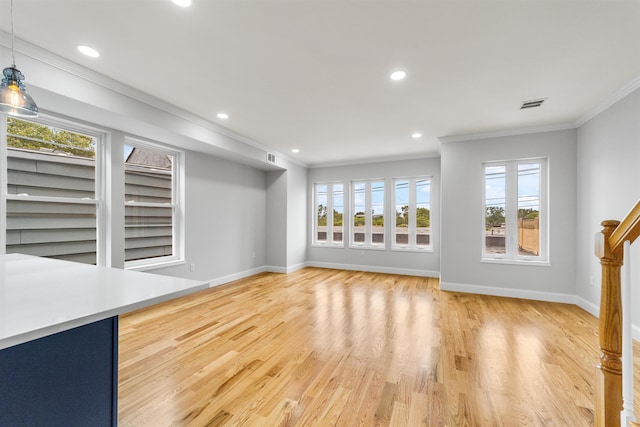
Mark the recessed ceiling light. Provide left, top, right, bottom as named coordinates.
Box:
left=217, top=113, right=229, bottom=119
left=412, top=132, right=422, bottom=139
left=172, top=0, right=192, bottom=7
left=291, top=148, right=300, bottom=153
left=390, top=70, right=407, bottom=81
left=77, top=45, right=100, bottom=58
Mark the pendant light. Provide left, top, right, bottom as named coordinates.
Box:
left=0, top=0, right=38, bottom=117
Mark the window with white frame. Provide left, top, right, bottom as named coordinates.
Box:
left=124, top=139, right=183, bottom=267
left=351, top=180, right=385, bottom=247
left=393, top=177, right=431, bottom=250
left=313, top=182, right=344, bottom=245
left=483, top=158, right=547, bottom=262
left=1, top=115, right=103, bottom=265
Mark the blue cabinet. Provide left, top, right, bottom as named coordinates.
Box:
left=0, top=317, right=118, bottom=426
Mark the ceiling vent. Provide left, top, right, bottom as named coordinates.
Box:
left=520, top=98, right=547, bottom=109
left=266, top=153, right=276, bottom=163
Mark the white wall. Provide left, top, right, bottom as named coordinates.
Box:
left=440, top=129, right=577, bottom=301
left=576, top=88, right=640, bottom=334
left=307, top=157, right=440, bottom=277
left=286, top=163, right=308, bottom=270
left=265, top=170, right=287, bottom=271
left=152, top=150, right=267, bottom=283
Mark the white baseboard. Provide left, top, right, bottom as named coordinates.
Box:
left=207, top=266, right=266, bottom=288
left=634, top=324, right=640, bottom=342
left=439, top=281, right=576, bottom=304
left=306, top=261, right=440, bottom=278
left=575, top=296, right=600, bottom=318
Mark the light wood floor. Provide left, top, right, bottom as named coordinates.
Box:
left=118, top=268, right=640, bottom=426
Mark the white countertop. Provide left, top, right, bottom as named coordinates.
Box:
left=0, top=254, right=210, bottom=350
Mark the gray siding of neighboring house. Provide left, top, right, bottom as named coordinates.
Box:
left=6, top=148, right=171, bottom=264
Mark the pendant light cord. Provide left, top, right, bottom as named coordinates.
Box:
left=10, top=0, right=15, bottom=66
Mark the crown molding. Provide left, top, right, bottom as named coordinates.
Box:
left=308, top=151, right=440, bottom=169
left=438, top=122, right=576, bottom=144
left=0, top=31, right=308, bottom=169
left=574, top=74, right=640, bottom=128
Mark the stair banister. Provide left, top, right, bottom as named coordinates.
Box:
left=596, top=199, right=640, bottom=427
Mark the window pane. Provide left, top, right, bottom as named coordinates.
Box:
left=124, top=145, right=175, bottom=262
left=125, top=145, right=173, bottom=203
left=395, top=180, right=409, bottom=246
left=372, top=181, right=384, bottom=244
left=315, top=184, right=327, bottom=242
left=5, top=117, right=98, bottom=264
left=125, top=205, right=173, bottom=261
left=518, top=163, right=540, bottom=256
left=485, top=165, right=506, bottom=255
left=332, top=184, right=343, bottom=243
left=7, top=118, right=97, bottom=199
left=6, top=199, right=97, bottom=264
left=353, top=182, right=366, bottom=243
left=416, top=179, right=430, bottom=248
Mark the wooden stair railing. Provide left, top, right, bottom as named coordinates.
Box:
left=596, top=200, right=640, bottom=427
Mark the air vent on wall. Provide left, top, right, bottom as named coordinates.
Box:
left=520, top=98, right=547, bottom=109
left=266, top=152, right=276, bottom=163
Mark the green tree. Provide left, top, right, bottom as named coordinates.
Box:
left=416, top=207, right=430, bottom=227
left=354, top=211, right=365, bottom=226
left=485, top=206, right=505, bottom=228
left=317, top=204, right=327, bottom=226
left=518, top=208, right=539, bottom=219
left=396, top=205, right=408, bottom=227
left=7, top=117, right=95, bottom=158
left=333, top=209, right=343, bottom=226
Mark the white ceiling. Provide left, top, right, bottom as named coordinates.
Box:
left=2, top=0, right=640, bottom=166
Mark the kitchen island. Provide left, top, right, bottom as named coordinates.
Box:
left=0, top=254, right=209, bottom=426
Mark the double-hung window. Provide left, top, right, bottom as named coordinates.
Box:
left=393, top=177, right=431, bottom=250
left=124, top=139, right=183, bottom=267
left=1, top=116, right=104, bottom=265
left=313, top=182, right=344, bottom=245
left=351, top=179, right=385, bottom=248
left=483, top=158, right=547, bottom=263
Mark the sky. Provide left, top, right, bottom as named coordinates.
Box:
left=485, top=163, right=540, bottom=211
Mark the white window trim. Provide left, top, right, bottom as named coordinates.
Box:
left=391, top=176, right=432, bottom=252
left=481, top=157, right=549, bottom=265
left=1, top=113, right=107, bottom=265
left=312, top=181, right=345, bottom=247
left=350, top=179, right=385, bottom=249
left=124, top=137, right=185, bottom=270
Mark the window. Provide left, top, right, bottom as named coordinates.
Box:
left=483, top=158, right=547, bottom=262
left=393, top=177, right=431, bottom=250
left=124, top=139, right=183, bottom=267
left=351, top=180, right=385, bottom=247
left=1, top=116, right=103, bottom=265
left=313, top=182, right=343, bottom=245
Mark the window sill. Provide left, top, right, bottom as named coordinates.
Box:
left=312, top=243, right=345, bottom=249
left=125, top=258, right=185, bottom=272
left=391, top=247, right=434, bottom=253
left=348, top=245, right=386, bottom=251
left=481, top=257, right=550, bottom=267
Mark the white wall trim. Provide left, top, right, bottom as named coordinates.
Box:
left=440, top=281, right=576, bottom=304
left=438, top=123, right=576, bottom=144
left=633, top=324, right=640, bottom=342
left=207, top=266, right=267, bottom=288
left=575, top=74, right=640, bottom=128
left=265, top=263, right=308, bottom=274
left=307, top=261, right=440, bottom=278
left=309, top=152, right=440, bottom=169
left=575, top=296, right=600, bottom=318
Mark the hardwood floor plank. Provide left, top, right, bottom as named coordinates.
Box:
left=118, top=268, right=640, bottom=426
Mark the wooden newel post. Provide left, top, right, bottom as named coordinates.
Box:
left=595, top=220, right=623, bottom=427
